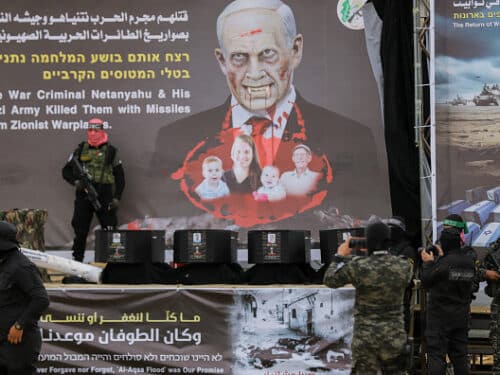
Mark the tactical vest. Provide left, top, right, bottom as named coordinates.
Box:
left=78, top=142, right=115, bottom=184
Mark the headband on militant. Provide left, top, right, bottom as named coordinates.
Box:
left=443, top=219, right=468, bottom=234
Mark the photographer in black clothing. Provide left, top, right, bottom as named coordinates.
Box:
left=0, top=221, right=50, bottom=375
left=421, top=214, right=476, bottom=375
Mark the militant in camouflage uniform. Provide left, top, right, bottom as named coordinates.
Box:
left=324, top=222, right=413, bottom=374
left=478, top=238, right=500, bottom=373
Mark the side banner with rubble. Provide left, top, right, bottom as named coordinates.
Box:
left=38, top=288, right=354, bottom=374
left=435, top=1, right=500, bottom=247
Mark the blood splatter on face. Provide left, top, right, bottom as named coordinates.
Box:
left=240, top=28, right=263, bottom=38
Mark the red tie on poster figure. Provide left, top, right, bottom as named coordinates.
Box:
left=247, top=116, right=279, bottom=167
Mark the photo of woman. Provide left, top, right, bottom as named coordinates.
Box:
left=223, top=134, right=262, bottom=194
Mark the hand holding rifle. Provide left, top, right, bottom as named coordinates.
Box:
left=71, top=156, right=102, bottom=212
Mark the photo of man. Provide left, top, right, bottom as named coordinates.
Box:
left=151, top=0, right=389, bottom=228
left=280, top=144, right=321, bottom=197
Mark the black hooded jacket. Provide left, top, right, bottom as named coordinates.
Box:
left=0, top=248, right=49, bottom=338
left=421, top=246, right=475, bottom=322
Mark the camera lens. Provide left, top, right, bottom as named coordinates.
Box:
left=349, top=238, right=367, bottom=248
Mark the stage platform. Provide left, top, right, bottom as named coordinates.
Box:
left=38, top=246, right=494, bottom=374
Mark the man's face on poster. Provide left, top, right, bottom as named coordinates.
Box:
left=215, top=8, right=303, bottom=112
left=292, top=147, right=311, bottom=170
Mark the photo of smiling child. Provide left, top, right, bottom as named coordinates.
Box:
left=195, top=156, right=230, bottom=200
left=253, top=165, right=286, bottom=202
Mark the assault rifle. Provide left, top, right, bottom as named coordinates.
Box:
left=71, top=156, right=102, bottom=212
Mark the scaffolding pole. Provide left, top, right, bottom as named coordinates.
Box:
left=414, top=0, right=435, bottom=246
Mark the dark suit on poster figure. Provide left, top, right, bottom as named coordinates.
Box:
left=151, top=0, right=388, bottom=229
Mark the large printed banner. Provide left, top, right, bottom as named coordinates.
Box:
left=39, top=287, right=355, bottom=374
left=435, top=1, right=500, bottom=247
left=0, top=0, right=389, bottom=246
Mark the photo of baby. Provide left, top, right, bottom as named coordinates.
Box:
left=195, top=156, right=230, bottom=200
left=253, top=165, right=286, bottom=202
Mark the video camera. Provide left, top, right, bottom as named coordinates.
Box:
left=418, top=245, right=440, bottom=257
left=347, top=220, right=392, bottom=252
left=349, top=238, right=367, bottom=249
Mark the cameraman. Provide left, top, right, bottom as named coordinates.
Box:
left=324, top=221, right=413, bottom=374
left=386, top=216, right=417, bottom=262
left=385, top=216, right=418, bottom=332
left=478, top=237, right=500, bottom=372
left=421, top=214, right=476, bottom=374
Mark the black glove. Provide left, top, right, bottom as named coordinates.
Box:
left=108, top=198, right=120, bottom=211
left=74, top=179, right=84, bottom=192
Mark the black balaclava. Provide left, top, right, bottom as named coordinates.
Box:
left=439, top=227, right=462, bottom=253
left=366, top=222, right=391, bottom=252
left=0, top=221, right=19, bottom=259
left=440, top=214, right=465, bottom=253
